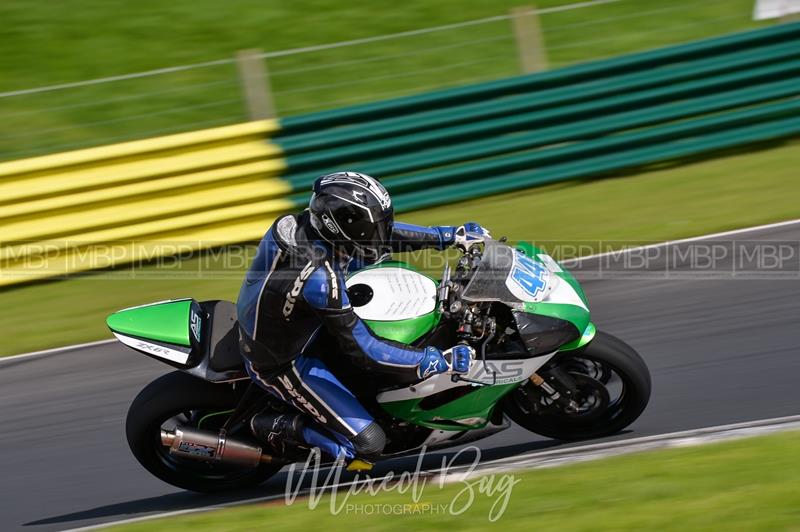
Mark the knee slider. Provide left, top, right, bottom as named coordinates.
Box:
left=350, top=422, right=386, bottom=459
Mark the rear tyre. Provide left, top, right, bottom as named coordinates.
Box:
left=503, top=331, right=651, bottom=440
left=126, top=371, right=281, bottom=492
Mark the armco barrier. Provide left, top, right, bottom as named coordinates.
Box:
left=1, top=23, right=799, bottom=286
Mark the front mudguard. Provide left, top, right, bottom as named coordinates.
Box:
left=559, top=322, right=597, bottom=351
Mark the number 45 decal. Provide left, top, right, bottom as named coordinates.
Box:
left=510, top=253, right=550, bottom=300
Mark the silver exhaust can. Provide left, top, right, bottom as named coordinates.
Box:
left=161, top=426, right=273, bottom=468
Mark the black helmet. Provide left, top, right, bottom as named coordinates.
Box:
left=308, top=171, right=394, bottom=257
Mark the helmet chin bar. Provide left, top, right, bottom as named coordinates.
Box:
left=336, top=241, right=383, bottom=263
left=310, top=208, right=387, bottom=262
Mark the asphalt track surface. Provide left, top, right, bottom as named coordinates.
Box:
left=2, top=222, right=799, bottom=531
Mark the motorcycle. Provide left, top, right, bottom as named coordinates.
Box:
left=108, top=238, right=651, bottom=492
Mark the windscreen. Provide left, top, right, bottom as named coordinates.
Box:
left=461, top=240, right=556, bottom=305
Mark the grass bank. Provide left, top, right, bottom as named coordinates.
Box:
left=0, top=0, right=769, bottom=159
left=113, top=430, right=800, bottom=531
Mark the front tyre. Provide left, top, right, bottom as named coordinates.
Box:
left=126, top=371, right=281, bottom=492
left=503, top=331, right=651, bottom=440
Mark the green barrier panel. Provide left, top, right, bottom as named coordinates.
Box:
left=284, top=58, right=800, bottom=176
left=285, top=98, right=800, bottom=208
left=278, top=40, right=800, bottom=154
left=383, top=97, right=800, bottom=195
left=391, top=116, right=800, bottom=212
left=279, top=22, right=800, bottom=134
left=285, top=77, right=800, bottom=189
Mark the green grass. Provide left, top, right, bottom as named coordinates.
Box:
left=112, top=430, right=800, bottom=531
left=2, top=140, right=798, bottom=357
left=0, top=0, right=770, bottom=159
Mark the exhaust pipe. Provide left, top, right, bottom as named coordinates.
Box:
left=160, top=426, right=275, bottom=468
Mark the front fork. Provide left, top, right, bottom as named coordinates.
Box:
left=528, top=365, right=581, bottom=413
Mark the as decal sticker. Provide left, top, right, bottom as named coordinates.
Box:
left=190, top=309, right=202, bottom=343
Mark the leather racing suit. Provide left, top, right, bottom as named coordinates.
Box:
left=236, top=210, right=457, bottom=460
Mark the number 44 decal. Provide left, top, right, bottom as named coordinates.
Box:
left=510, top=253, right=550, bottom=300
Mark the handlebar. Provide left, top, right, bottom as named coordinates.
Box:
left=439, top=235, right=509, bottom=387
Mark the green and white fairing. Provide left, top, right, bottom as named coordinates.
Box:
left=106, top=239, right=595, bottom=435
left=513, top=241, right=596, bottom=352
left=346, top=240, right=596, bottom=432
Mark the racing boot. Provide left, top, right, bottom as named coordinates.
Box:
left=250, top=412, right=307, bottom=459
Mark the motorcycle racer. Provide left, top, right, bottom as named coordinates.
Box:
left=236, top=171, right=487, bottom=465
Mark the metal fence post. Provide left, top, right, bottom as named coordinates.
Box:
left=235, top=49, right=276, bottom=120
left=511, top=6, right=548, bottom=74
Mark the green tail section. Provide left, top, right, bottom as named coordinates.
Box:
left=106, top=299, right=193, bottom=346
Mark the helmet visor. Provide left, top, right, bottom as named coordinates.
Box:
left=329, top=202, right=393, bottom=253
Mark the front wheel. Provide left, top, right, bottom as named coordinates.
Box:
left=126, top=371, right=281, bottom=492
left=503, top=331, right=651, bottom=440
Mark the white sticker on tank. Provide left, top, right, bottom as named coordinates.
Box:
left=347, top=267, right=437, bottom=321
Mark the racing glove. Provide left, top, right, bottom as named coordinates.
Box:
left=453, top=222, right=490, bottom=252
left=417, top=345, right=475, bottom=379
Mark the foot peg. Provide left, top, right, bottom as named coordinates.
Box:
left=250, top=413, right=305, bottom=455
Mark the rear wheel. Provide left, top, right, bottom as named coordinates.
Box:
left=126, top=371, right=281, bottom=492
left=503, top=331, right=651, bottom=440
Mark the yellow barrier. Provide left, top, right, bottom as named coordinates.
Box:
left=0, top=120, right=280, bottom=180
left=1, top=159, right=284, bottom=220
left=0, top=120, right=291, bottom=286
